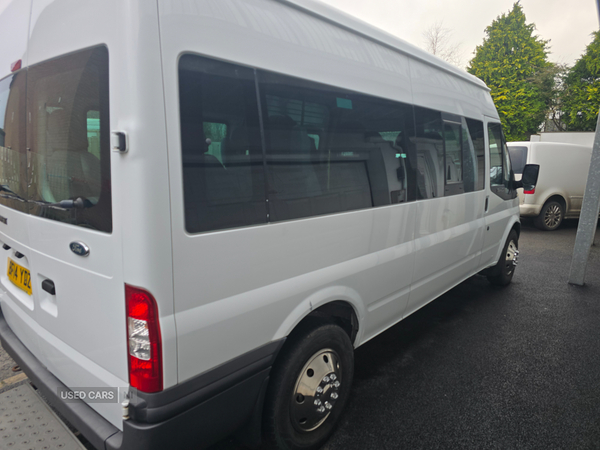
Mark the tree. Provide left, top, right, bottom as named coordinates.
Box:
left=532, top=63, right=569, bottom=132
left=467, top=2, right=552, bottom=141
left=560, top=31, right=600, bottom=131
left=422, top=21, right=464, bottom=68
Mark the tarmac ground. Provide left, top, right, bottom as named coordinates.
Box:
left=2, top=219, right=600, bottom=449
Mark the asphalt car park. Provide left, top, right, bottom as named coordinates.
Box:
left=1, top=219, right=600, bottom=449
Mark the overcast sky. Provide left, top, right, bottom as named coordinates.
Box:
left=319, top=0, right=599, bottom=68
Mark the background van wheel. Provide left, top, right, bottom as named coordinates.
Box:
left=534, top=200, right=564, bottom=231
left=487, top=230, right=519, bottom=286
left=264, top=322, right=354, bottom=450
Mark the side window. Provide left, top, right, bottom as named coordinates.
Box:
left=465, top=118, right=485, bottom=191
left=414, top=107, right=444, bottom=199
left=178, top=54, right=266, bottom=233
left=258, top=70, right=416, bottom=222
left=487, top=122, right=513, bottom=199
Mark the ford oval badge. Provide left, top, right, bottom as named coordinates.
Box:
left=70, top=241, right=90, bottom=257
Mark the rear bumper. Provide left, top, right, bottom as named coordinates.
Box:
left=0, top=309, right=283, bottom=450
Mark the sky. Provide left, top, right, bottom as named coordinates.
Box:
left=318, top=0, right=599, bottom=68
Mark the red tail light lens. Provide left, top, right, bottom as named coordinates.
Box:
left=524, top=188, right=535, bottom=194
left=125, top=284, right=163, bottom=393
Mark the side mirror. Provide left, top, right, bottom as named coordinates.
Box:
left=515, top=164, right=540, bottom=192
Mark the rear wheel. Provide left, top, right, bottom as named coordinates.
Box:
left=487, top=230, right=519, bottom=286
left=264, top=322, right=354, bottom=450
left=534, top=200, right=564, bottom=231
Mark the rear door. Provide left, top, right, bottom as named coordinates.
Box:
left=2, top=1, right=131, bottom=429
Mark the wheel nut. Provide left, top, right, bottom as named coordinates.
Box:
left=333, top=381, right=340, bottom=388
left=331, top=392, right=338, bottom=399
left=314, top=399, right=322, bottom=406
left=316, top=386, right=323, bottom=394
left=317, top=406, right=326, bottom=413
left=323, top=376, right=330, bottom=383
left=330, top=374, right=337, bottom=381
left=325, top=402, right=332, bottom=410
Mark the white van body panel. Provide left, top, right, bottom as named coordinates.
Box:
left=508, top=142, right=592, bottom=219
left=157, top=0, right=508, bottom=381
left=409, top=57, right=497, bottom=119
left=406, top=191, right=486, bottom=317
left=0, top=0, right=30, bottom=70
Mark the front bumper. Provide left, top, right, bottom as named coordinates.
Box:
left=0, top=309, right=282, bottom=450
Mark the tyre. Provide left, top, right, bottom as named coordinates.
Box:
left=487, top=230, right=519, bottom=286
left=263, top=321, right=354, bottom=450
left=534, top=200, right=564, bottom=231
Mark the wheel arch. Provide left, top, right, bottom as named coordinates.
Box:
left=540, top=193, right=568, bottom=212
left=272, top=288, right=365, bottom=350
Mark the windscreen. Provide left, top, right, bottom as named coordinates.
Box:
left=508, top=146, right=528, bottom=174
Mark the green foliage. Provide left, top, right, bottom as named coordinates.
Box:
left=560, top=31, right=600, bottom=131
left=467, top=2, right=552, bottom=141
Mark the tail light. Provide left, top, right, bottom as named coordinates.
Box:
left=125, top=284, right=163, bottom=393
left=524, top=188, right=535, bottom=194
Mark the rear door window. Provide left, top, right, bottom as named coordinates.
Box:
left=0, top=71, right=27, bottom=213
left=27, top=46, right=111, bottom=232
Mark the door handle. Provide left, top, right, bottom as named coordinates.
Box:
left=485, top=196, right=489, bottom=212
left=42, top=279, right=56, bottom=295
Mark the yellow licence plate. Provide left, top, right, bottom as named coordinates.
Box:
left=7, top=257, right=32, bottom=296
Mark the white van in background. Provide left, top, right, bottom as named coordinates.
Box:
left=0, top=1, right=537, bottom=450
left=508, top=142, right=591, bottom=231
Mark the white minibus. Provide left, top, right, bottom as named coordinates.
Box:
left=0, top=1, right=538, bottom=449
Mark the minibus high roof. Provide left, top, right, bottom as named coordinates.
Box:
left=279, top=0, right=490, bottom=92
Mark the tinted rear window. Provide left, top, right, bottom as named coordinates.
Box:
left=0, top=72, right=27, bottom=213
left=28, top=46, right=112, bottom=232
left=508, top=146, right=528, bottom=174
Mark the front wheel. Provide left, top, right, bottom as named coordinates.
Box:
left=263, top=322, right=354, bottom=450
left=487, top=230, right=519, bottom=286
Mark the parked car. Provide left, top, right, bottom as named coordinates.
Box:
left=508, top=141, right=592, bottom=230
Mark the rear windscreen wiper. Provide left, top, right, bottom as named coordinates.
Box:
left=0, top=185, right=27, bottom=203
left=0, top=186, right=91, bottom=210
left=33, top=197, right=92, bottom=210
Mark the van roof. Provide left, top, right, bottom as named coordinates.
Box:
left=278, top=0, right=490, bottom=92
left=508, top=141, right=592, bottom=151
